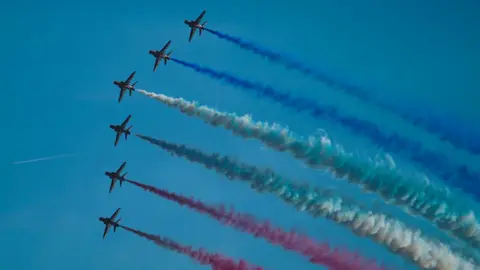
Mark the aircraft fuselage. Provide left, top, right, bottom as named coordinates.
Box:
left=110, top=125, right=120, bottom=132
left=149, top=50, right=169, bottom=59
left=99, top=217, right=120, bottom=227
left=99, top=217, right=109, bottom=225
left=113, top=81, right=124, bottom=87
left=110, top=125, right=131, bottom=135
left=105, top=171, right=125, bottom=180
left=149, top=50, right=159, bottom=57
left=113, top=81, right=133, bottom=89
left=184, top=20, right=199, bottom=28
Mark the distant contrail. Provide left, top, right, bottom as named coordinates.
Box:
left=12, top=153, right=76, bottom=165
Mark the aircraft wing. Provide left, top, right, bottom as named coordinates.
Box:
left=110, top=208, right=121, bottom=220
left=118, top=88, right=125, bottom=103
left=194, top=10, right=206, bottom=24
left=125, top=71, right=136, bottom=84
left=103, top=223, right=111, bottom=238
left=109, top=179, right=116, bottom=193
left=114, top=132, right=121, bottom=146
left=153, top=58, right=160, bottom=72
left=120, top=115, right=132, bottom=129
left=189, top=28, right=197, bottom=42
left=160, top=40, right=171, bottom=53
left=116, top=161, right=127, bottom=174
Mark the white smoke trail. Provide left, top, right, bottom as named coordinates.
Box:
left=137, top=89, right=479, bottom=269
left=138, top=134, right=477, bottom=270
left=136, top=89, right=480, bottom=247
left=12, top=153, right=76, bottom=165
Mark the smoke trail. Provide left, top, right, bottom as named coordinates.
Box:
left=204, top=28, right=480, bottom=157
left=120, top=224, right=263, bottom=270
left=170, top=57, right=479, bottom=191
left=135, top=89, right=480, bottom=250
left=135, top=134, right=476, bottom=270
left=126, top=179, right=388, bottom=270
left=12, top=153, right=76, bottom=164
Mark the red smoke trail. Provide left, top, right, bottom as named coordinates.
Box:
left=127, top=179, right=388, bottom=270
left=120, top=224, right=263, bottom=270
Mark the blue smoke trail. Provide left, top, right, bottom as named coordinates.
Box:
left=204, top=28, right=480, bottom=157
left=136, top=134, right=477, bottom=270
left=170, top=58, right=480, bottom=194
left=136, top=89, right=480, bottom=251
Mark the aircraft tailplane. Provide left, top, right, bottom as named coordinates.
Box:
left=124, top=126, right=133, bottom=140
left=121, top=172, right=128, bottom=184
left=199, top=22, right=207, bottom=35
left=164, top=52, right=172, bottom=65
left=113, top=219, right=121, bottom=232
left=130, top=82, right=137, bottom=96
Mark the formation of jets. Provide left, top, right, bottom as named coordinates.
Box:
left=101, top=10, right=207, bottom=239
left=110, top=10, right=207, bottom=106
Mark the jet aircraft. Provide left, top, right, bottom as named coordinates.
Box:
left=104, top=161, right=128, bottom=193
left=113, top=71, right=137, bottom=103
left=148, top=40, right=173, bottom=71
left=98, top=208, right=121, bottom=239
left=109, top=115, right=133, bottom=147
left=184, top=10, right=207, bottom=42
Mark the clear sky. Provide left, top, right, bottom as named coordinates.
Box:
left=1, top=1, right=480, bottom=270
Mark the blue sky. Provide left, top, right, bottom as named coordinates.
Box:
left=1, top=1, right=480, bottom=269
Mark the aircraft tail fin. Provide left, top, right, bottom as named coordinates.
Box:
left=165, top=52, right=172, bottom=65
left=113, top=219, right=121, bottom=232
left=121, top=172, right=128, bottom=184
left=130, top=82, right=137, bottom=96
left=125, top=126, right=133, bottom=139
left=199, top=22, right=207, bottom=35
